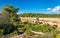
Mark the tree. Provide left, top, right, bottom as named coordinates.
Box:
left=0, top=4, right=19, bottom=35
left=2, top=4, right=19, bottom=24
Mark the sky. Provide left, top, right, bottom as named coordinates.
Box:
left=0, top=0, right=60, bottom=14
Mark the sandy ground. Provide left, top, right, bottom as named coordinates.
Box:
left=20, top=17, right=60, bottom=28
left=39, top=18, right=60, bottom=23
left=20, top=17, right=60, bottom=23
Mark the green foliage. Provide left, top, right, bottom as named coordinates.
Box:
left=56, top=34, right=60, bottom=38
left=52, top=29, right=58, bottom=38
left=2, top=4, right=19, bottom=24
left=0, top=4, right=59, bottom=38
left=11, top=30, right=18, bottom=35
left=32, top=24, right=53, bottom=33
left=0, top=29, right=3, bottom=38
left=0, top=4, right=20, bottom=35
left=23, top=23, right=33, bottom=34
left=19, top=13, right=60, bottom=18
left=2, top=23, right=16, bottom=35
left=0, top=29, right=3, bottom=35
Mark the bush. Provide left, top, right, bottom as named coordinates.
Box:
left=0, top=29, right=3, bottom=38
left=0, top=29, right=3, bottom=35
left=3, top=23, right=16, bottom=35
left=32, top=24, right=56, bottom=33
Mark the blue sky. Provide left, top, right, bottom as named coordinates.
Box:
left=0, top=0, right=60, bottom=14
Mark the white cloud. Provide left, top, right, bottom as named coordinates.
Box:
left=45, top=6, right=60, bottom=14
left=47, top=8, right=51, bottom=10
left=52, top=6, right=60, bottom=12
left=47, top=6, right=60, bottom=12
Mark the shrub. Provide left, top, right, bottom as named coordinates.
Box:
left=3, top=23, right=16, bottom=35
left=0, top=29, right=3, bottom=38
left=32, top=24, right=56, bottom=33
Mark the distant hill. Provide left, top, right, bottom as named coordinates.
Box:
left=19, top=13, right=60, bottom=18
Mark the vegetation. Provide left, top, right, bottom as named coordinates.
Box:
left=19, top=13, right=60, bottom=18
left=0, top=4, right=20, bottom=37
left=0, top=5, right=60, bottom=38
